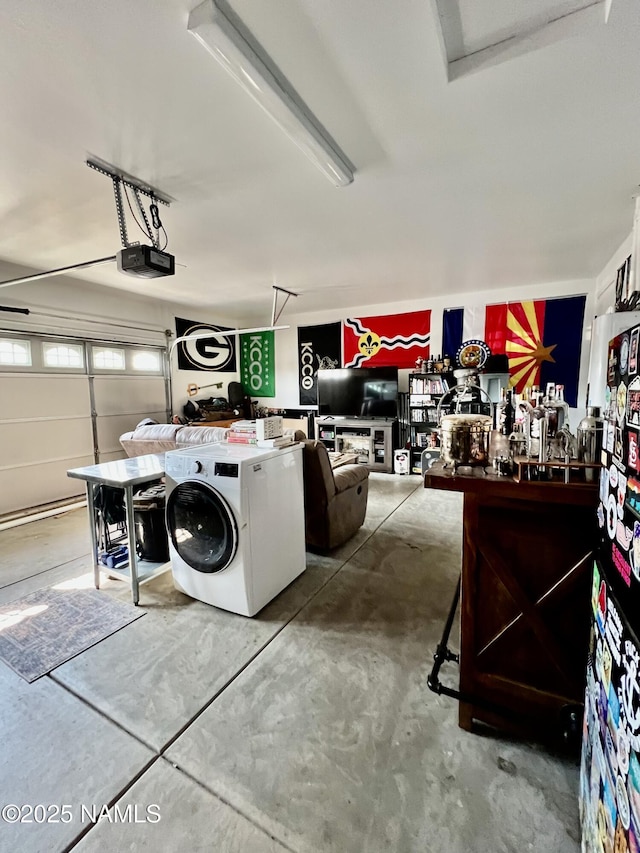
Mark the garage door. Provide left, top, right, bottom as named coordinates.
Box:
left=0, top=334, right=168, bottom=517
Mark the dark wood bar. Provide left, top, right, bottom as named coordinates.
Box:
left=425, top=462, right=599, bottom=742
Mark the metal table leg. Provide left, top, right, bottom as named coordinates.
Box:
left=427, top=575, right=461, bottom=697
left=85, top=482, right=101, bottom=590
left=124, top=484, right=139, bottom=606
left=426, top=575, right=568, bottom=730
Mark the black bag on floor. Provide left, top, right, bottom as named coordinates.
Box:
left=94, top=485, right=125, bottom=525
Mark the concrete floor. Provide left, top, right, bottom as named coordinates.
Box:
left=0, top=474, right=582, bottom=852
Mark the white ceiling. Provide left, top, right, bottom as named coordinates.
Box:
left=0, top=0, right=639, bottom=324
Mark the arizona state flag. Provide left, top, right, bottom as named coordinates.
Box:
left=485, top=295, right=586, bottom=407
left=444, top=297, right=586, bottom=406
left=343, top=310, right=431, bottom=368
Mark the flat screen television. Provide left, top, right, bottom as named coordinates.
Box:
left=317, top=367, right=398, bottom=418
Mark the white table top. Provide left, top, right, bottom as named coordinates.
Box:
left=67, top=454, right=165, bottom=487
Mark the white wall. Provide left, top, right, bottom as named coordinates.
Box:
left=256, top=277, right=597, bottom=422
left=0, top=261, right=598, bottom=424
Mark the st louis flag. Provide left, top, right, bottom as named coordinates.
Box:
left=442, top=295, right=586, bottom=407
left=343, top=310, right=431, bottom=368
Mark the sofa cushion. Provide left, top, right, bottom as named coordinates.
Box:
left=176, top=426, right=230, bottom=446
left=133, top=424, right=183, bottom=442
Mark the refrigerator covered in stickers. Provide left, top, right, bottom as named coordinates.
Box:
left=581, top=320, right=640, bottom=853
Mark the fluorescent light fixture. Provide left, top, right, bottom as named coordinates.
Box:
left=187, top=0, right=354, bottom=187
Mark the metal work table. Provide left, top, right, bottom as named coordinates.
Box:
left=67, top=454, right=169, bottom=605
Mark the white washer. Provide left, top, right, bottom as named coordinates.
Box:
left=164, top=442, right=305, bottom=616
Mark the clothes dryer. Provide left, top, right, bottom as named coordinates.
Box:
left=164, top=442, right=305, bottom=616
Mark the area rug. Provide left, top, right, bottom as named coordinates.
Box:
left=0, top=587, right=145, bottom=682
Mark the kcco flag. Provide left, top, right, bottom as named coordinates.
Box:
left=442, top=295, right=586, bottom=406
left=297, top=322, right=342, bottom=405
left=240, top=330, right=275, bottom=397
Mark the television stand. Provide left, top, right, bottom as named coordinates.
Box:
left=314, top=417, right=395, bottom=473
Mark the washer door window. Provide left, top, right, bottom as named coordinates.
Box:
left=167, top=482, right=238, bottom=573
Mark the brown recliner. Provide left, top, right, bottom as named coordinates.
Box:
left=301, top=440, right=369, bottom=550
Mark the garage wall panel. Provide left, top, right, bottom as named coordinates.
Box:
left=0, top=457, right=90, bottom=516
left=0, top=373, right=94, bottom=515
left=0, top=419, right=93, bottom=467
left=0, top=338, right=168, bottom=515
left=96, top=411, right=167, bottom=456
left=92, top=375, right=168, bottom=462
left=92, top=376, right=168, bottom=417
left=0, top=373, right=90, bottom=418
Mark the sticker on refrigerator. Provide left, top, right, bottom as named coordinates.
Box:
left=620, top=640, right=640, bottom=740
left=628, top=378, right=640, bottom=428
left=593, top=563, right=602, bottom=618
left=616, top=521, right=633, bottom=550
left=629, top=754, right=640, bottom=827
left=619, top=731, right=630, bottom=776
left=608, top=421, right=616, bottom=453
left=607, top=596, right=623, bottom=666
left=608, top=494, right=619, bottom=540
left=621, top=336, right=630, bottom=375
left=603, top=766, right=618, bottom=835
left=619, top=474, right=629, bottom=516
left=606, top=726, right=618, bottom=776
left=625, top=478, right=640, bottom=522
left=629, top=431, right=640, bottom=474
left=597, top=577, right=608, bottom=636
left=612, top=543, right=631, bottom=587
left=630, top=328, right=639, bottom=376
left=633, top=523, right=640, bottom=583
left=619, top=775, right=631, bottom=831
left=601, top=466, right=611, bottom=505
left=602, top=641, right=613, bottom=695
left=609, top=684, right=621, bottom=744
left=612, top=465, right=620, bottom=489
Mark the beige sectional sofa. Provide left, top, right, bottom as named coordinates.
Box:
left=119, top=423, right=231, bottom=457
left=119, top=421, right=309, bottom=458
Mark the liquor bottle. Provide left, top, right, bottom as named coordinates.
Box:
left=542, top=383, right=570, bottom=435
left=542, top=383, right=559, bottom=437
left=495, top=387, right=507, bottom=430
left=554, top=384, right=570, bottom=431
left=508, top=422, right=527, bottom=459
left=500, top=389, right=515, bottom=436
left=530, top=385, right=540, bottom=408
left=529, top=385, right=541, bottom=441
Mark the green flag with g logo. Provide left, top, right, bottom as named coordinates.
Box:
left=240, top=330, right=275, bottom=397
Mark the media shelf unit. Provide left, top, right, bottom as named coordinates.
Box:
left=315, top=417, right=395, bottom=473
left=408, top=372, right=453, bottom=474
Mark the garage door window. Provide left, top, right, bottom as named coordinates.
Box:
left=43, top=343, right=84, bottom=368
left=0, top=339, right=31, bottom=366
left=92, top=347, right=126, bottom=370
left=131, top=350, right=161, bottom=372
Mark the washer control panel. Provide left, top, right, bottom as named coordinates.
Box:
left=215, top=462, right=239, bottom=478
left=165, top=453, right=240, bottom=480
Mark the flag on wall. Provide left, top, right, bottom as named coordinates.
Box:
left=297, top=322, right=342, bottom=405
left=240, top=330, right=275, bottom=397
left=342, top=310, right=431, bottom=368
left=175, top=317, right=237, bottom=372
left=442, top=296, right=586, bottom=406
